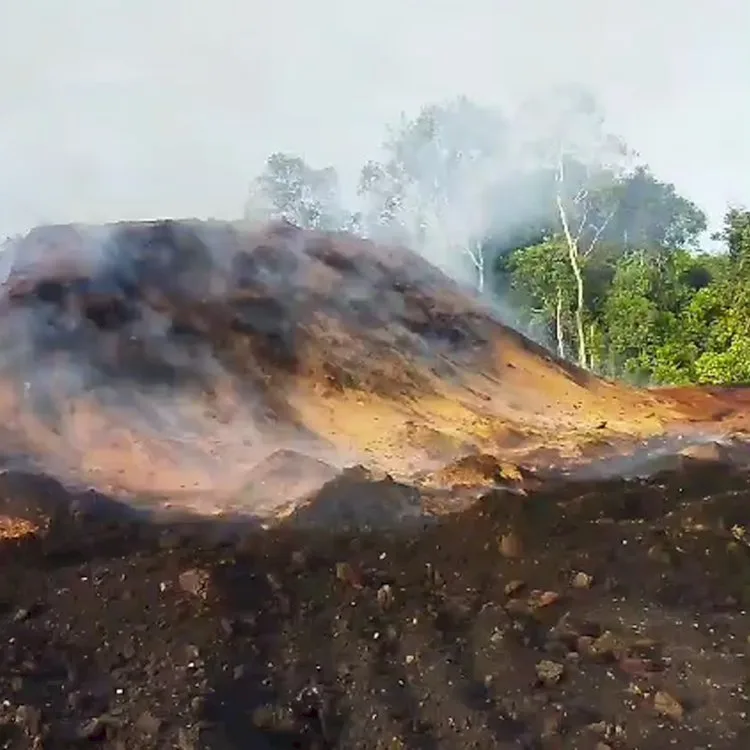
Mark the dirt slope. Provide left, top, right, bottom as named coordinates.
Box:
left=1, top=456, right=749, bottom=749
left=0, top=218, right=740, bottom=520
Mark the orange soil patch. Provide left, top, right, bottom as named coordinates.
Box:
left=0, top=515, right=41, bottom=539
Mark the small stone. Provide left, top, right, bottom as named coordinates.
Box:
left=135, top=710, right=162, bottom=736
left=14, top=705, right=41, bottom=735
left=505, top=598, right=532, bottom=617
left=377, top=584, right=394, bottom=610
left=499, top=532, right=522, bottom=558
left=266, top=572, right=282, bottom=593
left=77, top=715, right=113, bottom=740
left=541, top=710, right=563, bottom=737
left=535, top=659, right=564, bottom=687
left=548, top=613, right=578, bottom=641
left=291, top=549, right=307, bottom=568
left=233, top=665, right=246, bottom=680
left=632, top=637, right=660, bottom=653
left=158, top=530, right=183, bottom=550
left=647, top=544, right=672, bottom=564
left=571, top=571, right=593, bottom=589
left=178, top=568, right=211, bottom=600
left=589, top=631, right=626, bottom=661
left=528, top=590, right=561, bottom=609
left=13, top=607, right=31, bottom=622
left=653, top=690, right=683, bottom=721
left=251, top=704, right=276, bottom=729
left=335, top=562, right=363, bottom=588
left=680, top=441, right=723, bottom=462
left=425, top=563, right=444, bottom=587
left=619, top=656, right=659, bottom=676
left=504, top=580, right=526, bottom=597
left=576, top=635, right=595, bottom=655
left=177, top=728, right=198, bottom=750
left=585, top=721, right=610, bottom=737
left=543, top=639, right=569, bottom=658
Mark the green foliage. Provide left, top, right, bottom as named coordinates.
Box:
left=714, top=207, right=750, bottom=272
left=598, top=166, right=707, bottom=250
left=505, top=239, right=577, bottom=352
left=502, top=215, right=750, bottom=387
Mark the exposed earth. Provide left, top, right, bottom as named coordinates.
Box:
left=0, top=220, right=749, bottom=748
left=2, top=454, right=750, bottom=749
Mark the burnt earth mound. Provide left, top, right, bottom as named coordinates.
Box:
left=0, top=218, right=739, bottom=521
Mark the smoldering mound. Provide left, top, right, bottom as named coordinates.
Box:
left=0, top=218, right=744, bottom=522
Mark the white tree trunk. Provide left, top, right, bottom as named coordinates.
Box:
left=555, top=287, right=565, bottom=359
left=556, top=194, right=588, bottom=369
left=465, top=242, right=485, bottom=294
left=476, top=254, right=485, bottom=294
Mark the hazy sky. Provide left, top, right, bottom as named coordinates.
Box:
left=1, top=0, right=749, bottom=239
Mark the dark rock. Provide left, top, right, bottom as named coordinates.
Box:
left=135, top=710, right=163, bottom=736
left=535, top=660, right=564, bottom=687
left=376, top=584, right=394, bottom=610
left=14, top=704, right=41, bottom=735
left=76, top=715, right=117, bottom=741
left=178, top=568, right=211, bottom=600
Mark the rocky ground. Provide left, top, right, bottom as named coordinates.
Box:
left=1, top=456, right=750, bottom=749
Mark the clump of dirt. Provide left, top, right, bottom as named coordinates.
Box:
left=284, top=466, right=426, bottom=530
left=422, top=453, right=535, bottom=490
left=223, top=449, right=341, bottom=518
left=0, top=516, right=40, bottom=540
left=1, top=455, right=749, bottom=749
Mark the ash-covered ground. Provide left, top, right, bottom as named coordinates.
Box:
left=1, top=453, right=750, bottom=750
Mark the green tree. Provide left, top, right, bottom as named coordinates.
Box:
left=592, top=166, right=707, bottom=251
left=714, top=207, right=750, bottom=270
left=679, top=210, right=750, bottom=384
left=506, top=239, right=577, bottom=357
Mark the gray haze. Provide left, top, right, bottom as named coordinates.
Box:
left=1, top=0, right=749, bottom=240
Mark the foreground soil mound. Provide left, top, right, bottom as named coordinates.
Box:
left=0, top=218, right=742, bottom=519
left=0, top=456, right=748, bottom=749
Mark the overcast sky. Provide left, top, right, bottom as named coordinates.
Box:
left=1, top=0, right=748, bottom=240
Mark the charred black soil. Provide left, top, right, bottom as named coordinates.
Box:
left=1, top=456, right=749, bottom=749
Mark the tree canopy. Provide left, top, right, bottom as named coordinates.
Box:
left=242, top=89, right=750, bottom=386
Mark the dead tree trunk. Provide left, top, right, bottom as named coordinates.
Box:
left=555, top=286, right=565, bottom=359
left=556, top=194, right=587, bottom=368
left=466, top=242, right=485, bottom=294
left=554, top=159, right=615, bottom=370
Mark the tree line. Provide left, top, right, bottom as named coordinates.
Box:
left=243, top=87, right=750, bottom=386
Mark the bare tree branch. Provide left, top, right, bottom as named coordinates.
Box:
left=582, top=207, right=616, bottom=258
